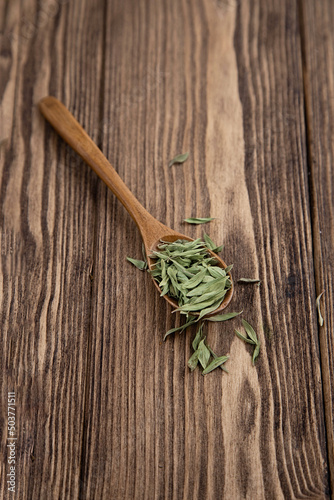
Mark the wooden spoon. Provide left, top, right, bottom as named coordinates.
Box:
left=39, top=96, right=233, bottom=315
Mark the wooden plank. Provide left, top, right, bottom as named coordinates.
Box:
left=80, top=0, right=330, bottom=498
left=0, top=0, right=104, bottom=498
left=300, top=0, right=334, bottom=494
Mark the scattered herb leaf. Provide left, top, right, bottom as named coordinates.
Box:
left=192, top=323, right=204, bottom=351
left=168, top=152, right=189, bottom=167
left=235, top=319, right=261, bottom=365
left=126, top=257, right=147, bottom=270
left=238, top=278, right=260, bottom=284
left=184, top=217, right=215, bottom=225
left=202, top=355, right=229, bottom=375
left=207, top=311, right=242, bottom=322
left=164, top=317, right=197, bottom=341
left=224, top=264, right=233, bottom=273
left=188, top=350, right=199, bottom=371
left=252, top=341, right=261, bottom=365
left=208, top=346, right=229, bottom=372
left=197, top=338, right=211, bottom=369
left=235, top=329, right=256, bottom=345
left=241, top=319, right=258, bottom=344
left=316, top=291, right=325, bottom=326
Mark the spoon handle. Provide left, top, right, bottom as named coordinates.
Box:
left=39, top=96, right=166, bottom=243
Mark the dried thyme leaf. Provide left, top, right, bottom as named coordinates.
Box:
left=235, top=329, right=256, bottom=345
left=182, top=268, right=207, bottom=289
left=192, top=323, right=204, bottom=351
left=224, top=264, right=234, bottom=273
left=186, top=277, right=228, bottom=297
left=202, top=355, right=229, bottom=375
left=238, top=278, right=260, bottom=284
left=126, top=257, right=147, bottom=270
left=203, top=233, right=224, bottom=253
left=236, top=320, right=261, bottom=365
left=203, top=233, right=215, bottom=249
left=207, top=311, right=242, bottom=322
left=241, top=319, right=258, bottom=344
left=197, top=339, right=210, bottom=369
left=176, top=294, right=225, bottom=314
left=207, top=267, right=226, bottom=279
left=252, top=341, right=261, bottom=365
left=208, top=346, right=229, bottom=372
left=198, top=298, right=228, bottom=320
left=168, top=152, right=189, bottom=167
left=188, top=350, right=199, bottom=371
left=316, top=291, right=325, bottom=326
left=184, top=217, right=215, bottom=225
left=163, top=317, right=197, bottom=341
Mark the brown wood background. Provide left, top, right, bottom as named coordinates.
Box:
left=1, top=0, right=333, bottom=498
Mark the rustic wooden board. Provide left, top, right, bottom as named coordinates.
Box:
left=0, top=0, right=332, bottom=499
left=300, top=0, right=334, bottom=494
left=0, top=0, right=104, bottom=498
left=79, top=0, right=330, bottom=498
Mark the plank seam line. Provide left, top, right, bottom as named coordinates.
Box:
left=297, top=1, right=333, bottom=497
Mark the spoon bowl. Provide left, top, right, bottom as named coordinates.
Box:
left=39, top=96, right=233, bottom=316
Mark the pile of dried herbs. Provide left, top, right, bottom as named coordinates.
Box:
left=148, top=238, right=232, bottom=321
left=127, top=233, right=261, bottom=375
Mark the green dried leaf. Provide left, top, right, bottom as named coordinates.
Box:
left=184, top=217, right=215, bottom=225
left=207, top=311, right=243, bottom=322
left=168, top=152, right=189, bottom=167
left=197, top=339, right=210, bottom=369
left=141, top=243, right=147, bottom=263
left=167, top=266, right=183, bottom=295
left=126, top=257, right=147, bottom=270
left=163, top=317, right=197, bottom=341
left=241, top=319, right=258, bottom=344
left=316, top=291, right=325, bottom=326
left=238, top=278, right=260, bottom=284
left=208, top=346, right=229, bottom=372
left=186, top=276, right=227, bottom=297
left=235, top=329, right=256, bottom=345
left=202, top=356, right=229, bottom=375
left=207, top=267, right=226, bottom=279
left=160, top=284, right=170, bottom=297
left=252, top=341, right=261, bottom=365
left=188, top=350, right=199, bottom=371
left=203, top=233, right=215, bottom=249
left=198, top=298, right=226, bottom=321
left=236, top=320, right=261, bottom=366
left=190, top=291, right=224, bottom=307
left=192, top=323, right=204, bottom=351
left=176, top=296, right=217, bottom=312
left=213, top=245, right=224, bottom=253
left=224, top=264, right=234, bottom=273
left=203, top=233, right=224, bottom=253
left=182, top=268, right=207, bottom=289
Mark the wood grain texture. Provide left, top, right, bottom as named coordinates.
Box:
left=0, top=0, right=332, bottom=499
left=0, top=0, right=104, bottom=498
left=300, top=0, right=334, bottom=494
left=78, top=0, right=329, bottom=498
left=233, top=2, right=329, bottom=497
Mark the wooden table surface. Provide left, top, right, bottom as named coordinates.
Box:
left=1, top=1, right=333, bottom=498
